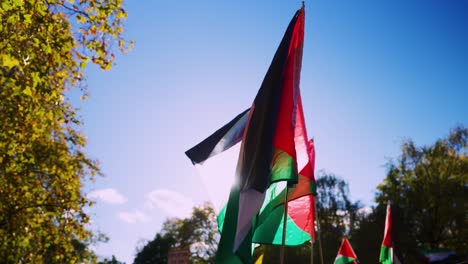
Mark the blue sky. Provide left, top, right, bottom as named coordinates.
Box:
left=76, top=1, right=467, bottom=262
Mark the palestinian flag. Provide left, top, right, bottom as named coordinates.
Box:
left=251, top=96, right=317, bottom=245
left=380, top=201, right=393, bottom=264
left=186, top=5, right=305, bottom=263
left=217, top=106, right=316, bottom=247
left=334, top=238, right=358, bottom=264
left=216, top=96, right=317, bottom=247
left=185, top=109, right=250, bottom=212
left=186, top=106, right=316, bottom=260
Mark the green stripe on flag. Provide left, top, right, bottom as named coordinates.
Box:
left=379, top=245, right=392, bottom=264
left=215, top=186, right=252, bottom=263
left=270, top=148, right=297, bottom=183
left=310, top=181, right=317, bottom=195
left=334, top=256, right=356, bottom=264
left=253, top=204, right=310, bottom=245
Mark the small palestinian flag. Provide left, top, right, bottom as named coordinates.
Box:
left=334, top=238, right=358, bottom=264
left=186, top=5, right=306, bottom=263
left=380, top=201, right=393, bottom=264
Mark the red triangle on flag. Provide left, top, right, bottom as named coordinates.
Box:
left=338, top=238, right=358, bottom=259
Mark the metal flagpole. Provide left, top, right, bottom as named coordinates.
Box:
left=280, top=183, right=291, bottom=264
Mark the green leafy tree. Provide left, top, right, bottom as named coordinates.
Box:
left=98, top=255, right=125, bottom=264
left=133, top=234, right=176, bottom=264
left=375, top=126, right=468, bottom=261
left=0, top=0, right=131, bottom=262
left=349, top=206, right=389, bottom=263
left=134, top=203, right=219, bottom=264
left=313, top=172, right=362, bottom=264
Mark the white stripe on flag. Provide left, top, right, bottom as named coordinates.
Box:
left=233, top=189, right=265, bottom=251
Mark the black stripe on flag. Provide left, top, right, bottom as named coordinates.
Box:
left=238, top=10, right=300, bottom=193
left=185, top=108, right=250, bottom=165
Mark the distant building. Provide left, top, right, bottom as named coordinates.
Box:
left=168, top=248, right=190, bottom=264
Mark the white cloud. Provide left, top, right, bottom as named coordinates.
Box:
left=118, top=210, right=149, bottom=224
left=88, top=188, right=127, bottom=204
left=358, top=206, right=373, bottom=215
left=145, top=189, right=194, bottom=218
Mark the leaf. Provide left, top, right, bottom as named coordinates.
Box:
left=44, top=45, right=52, bottom=54
left=31, top=72, right=41, bottom=87
left=23, top=14, right=32, bottom=24
left=12, top=0, right=23, bottom=7
left=1, top=54, right=20, bottom=68
left=23, top=87, right=32, bottom=96
left=76, top=14, right=86, bottom=23
left=1, top=1, right=13, bottom=11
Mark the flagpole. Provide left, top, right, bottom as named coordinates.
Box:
left=314, top=196, right=324, bottom=264
left=388, top=200, right=393, bottom=264
left=310, top=197, right=314, bottom=264
left=280, top=183, right=291, bottom=264
left=310, top=240, right=314, bottom=264
left=310, top=196, right=314, bottom=264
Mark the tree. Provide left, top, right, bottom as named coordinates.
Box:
left=134, top=203, right=219, bottom=264
left=133, top=234, right=175, bottom=264
left=313, top=172, right=362, bottom=264
left=349, top=206, right=387, bottom=263
left=0, top=0, right=130, bottom=262
left=98, top=255, right=126, bottom=264
left=375, top=126, right=468, bottom=261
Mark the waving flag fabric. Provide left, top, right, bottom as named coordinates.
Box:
left=334, top=238, right=358, bottom=264
left=251, top=97, right=317, bottom=245
left=185, top=109, right=249, bottom=212
left=214, top=99, right=317, bottom=248
left=186, top=5, right=305, bottom=263
left=380, top=201, right=393, bottom=264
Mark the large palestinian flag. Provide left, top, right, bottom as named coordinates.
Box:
left=186, top=5, right=306, bottom=263
left=185, top=101, right=317, bottom=249
left=216, top=98, right=317, bottom=247
left=380, top=201, right=393, bottom=264
left=251, top=97, right=317, bottom=245
left=334, top=238, right=358, bottom=264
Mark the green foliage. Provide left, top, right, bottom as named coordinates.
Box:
left=375, top=126, right=468, bottom=261
left=98, top=255, right=125, bottom=264
left=348, top=207, right=386, bottom=263
left=0, top=0, right=130, bottom=262
left=314, top=172, right=362, bottom=264
left=134, top=203, right=219, bottom=264
left=133, top=234, right=175, bottom=264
